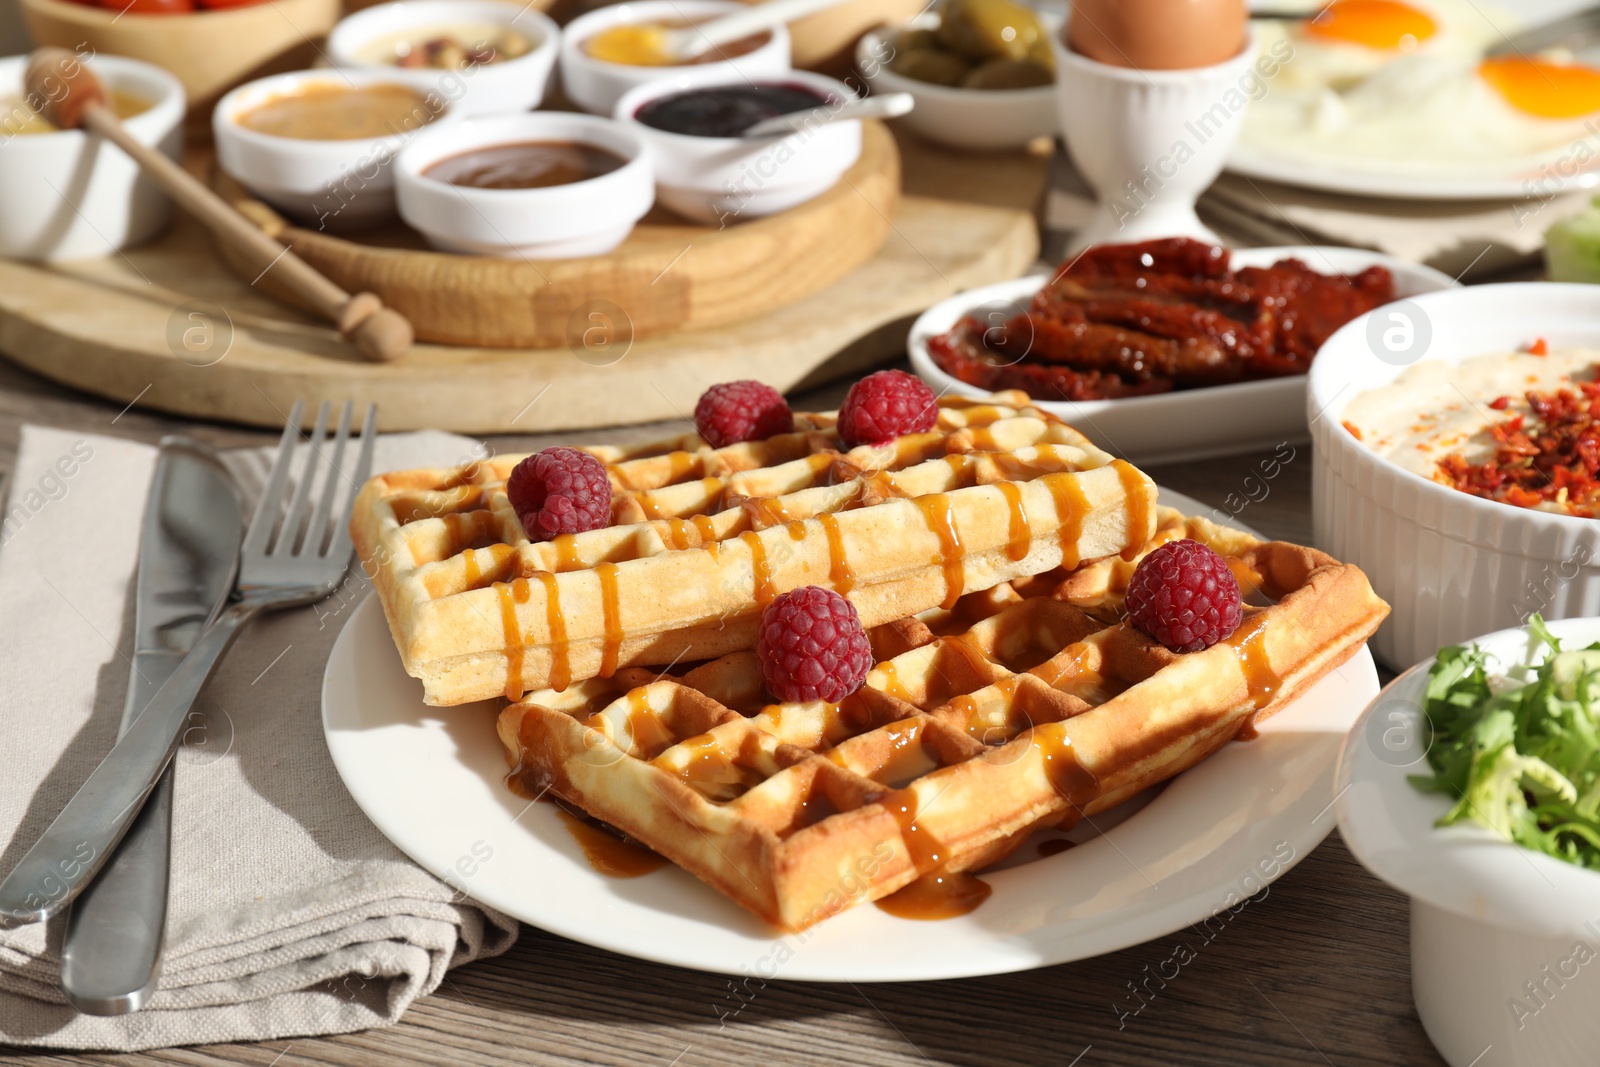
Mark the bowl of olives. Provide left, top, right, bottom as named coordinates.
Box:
left=855, top=0, right=1056, bottom=151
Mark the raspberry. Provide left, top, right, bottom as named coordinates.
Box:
left=505, top=447, right=612, bottom=542
left=694, top=380, right=793, bottom=448
left=757, top=586, right=873, bottom=703
left=1125, top=539, right=1243, bottom=653
left=837, top=370, right=938, bottom=448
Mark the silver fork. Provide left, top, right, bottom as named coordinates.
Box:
left=0, top=401, right=376, bottom=927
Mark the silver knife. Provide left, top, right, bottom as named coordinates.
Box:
left=1486, top=5, right=1600, bottom=58
left=58, top=437, right=242, bottom=1015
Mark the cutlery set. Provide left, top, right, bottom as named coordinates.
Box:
left=0, top=401, right=375, bottom=1014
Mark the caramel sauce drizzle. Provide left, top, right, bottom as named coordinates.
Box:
left=997, top=481, right=1031, bottom=562
left=691, top=514, right=716, bottom=543
left=786, top=520, right=807, bottom=542
left=1035, top=725, right=1098, bottom=831
left=537, top=571, right=571, bottom=692
left=597, top=562, right=621, bottom=678
left=1224, top=613, right=1280, bottom=712
left=873, top=786, right=993, bottom=921
left=915, top=493, right=965, bottom=610
left=876, top=660, right=913, bottom=704
left=553, top=807, right=667, bottom=878
left=742, top=531, right=776, bottom=605
left=623, top=689, right=674, bottom=754
left=1112, top=459, right=1152, bottom=561
left=876, top=871, right=992, bottom=921
left=462, top=548, right=482, bottom=588
left=1044, top=474, right=1091, bottom=570
left=552, top=533, right=582, bottom=572
left=498, top=579, right=529, bottom=701
left=666, top=519, right=693, bottom=550
left=819, top=512, right=855, bottom=595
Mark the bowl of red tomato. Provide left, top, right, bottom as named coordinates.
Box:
left=21, top=0, right=339, bottom=116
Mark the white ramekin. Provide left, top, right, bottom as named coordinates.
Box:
left=1337, top=616, right=1600, bottom=1067
left=0, top=54, right=183, bottom=261
left=213, top=69, right=461, bottom=230
left=560, top=0, right=791, bottom=117
left=394, top=111, right=654, bottom=257
left=327, top=0, right=560, bottom=117
left=614, top=69, right=859, bottom=224
left=1309, top=282, right=1600, bottom=670
left=1051, top=27, right=1257, bottom=251
left=854, top=13, right=1056, bottom=151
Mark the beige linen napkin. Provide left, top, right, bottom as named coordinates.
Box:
left=0, top=424, right=518, bottom=1051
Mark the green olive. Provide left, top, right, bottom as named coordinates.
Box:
left=936, top=0, right=1046, bottom=62
left=961, top=57, right=1052, bottom=89
left=891, top=27, right=943, bottom=54
left=889, top=47, right=973, bottom=86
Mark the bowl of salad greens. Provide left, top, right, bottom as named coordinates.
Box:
left=1337, top=616, right=1600, bottom=1067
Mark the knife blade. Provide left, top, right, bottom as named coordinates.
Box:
left=58, top=437, right=242, bottom=1015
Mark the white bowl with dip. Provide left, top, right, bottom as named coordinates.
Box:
left=1336, top=615, right=1600, bottom=1067
left=560, top=0, right=792, bottom=117
left=394, top=111, right=653, bottom=257
left=907, top=245, right=1456, bottom=465
left=1310, top=282, right=1600, bottom=669
left=855, top=12, right=1056, bottom=152
left=328, top=0, right=561, bottom=117
left=214, top=68, right=461, bottom=230
left=0, top=53, right=183, bottom=262
left=615, top=69, right=860, bottom=224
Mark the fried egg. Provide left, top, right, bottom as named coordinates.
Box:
left=1242, top=0, right=1600, bottom=173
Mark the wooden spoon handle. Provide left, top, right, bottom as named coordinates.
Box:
left=78, top=102, right=412, bottom=363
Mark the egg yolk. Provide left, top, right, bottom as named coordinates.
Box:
left=1305, top=0, right=1437, bottom=50
left=1479, top=56, right=1600, bottom=119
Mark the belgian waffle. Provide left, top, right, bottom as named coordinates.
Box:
left=497, top=508, right=1389, bottom=931
left=352, top=392, right=1159, bottom=705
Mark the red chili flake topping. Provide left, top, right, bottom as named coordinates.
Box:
left=1527, top=338, right=1549, bottom=356
left=1436, top=377, right=1600, bottom=517
left=1488, top=396, right=1511, bottom=410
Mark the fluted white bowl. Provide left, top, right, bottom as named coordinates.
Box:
left=1309, top=282, right=1600, bottom=670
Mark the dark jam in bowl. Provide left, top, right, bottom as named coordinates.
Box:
left=635, top=83, right=831, bottom=138
left=422, top=140, right=627, bottom=189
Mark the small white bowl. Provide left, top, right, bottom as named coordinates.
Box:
left=1309, top=283, right=1600, bottom=670
left=907, top=246, right=1456, bottom=465
left=327, top=0, right=560, bottom=118
left=0, top=54, right=184, bottom=262
left=854, top=13, right=1056, bottom=152
left=1337, top=615, right=1600, bottom=1067
left=614, top=69, right=860, bottom=224
left=394, top=112, right=653, bottom=257
left=560, top=0, right=791, bottom=117
left=214, top=69, right=460, bottom=230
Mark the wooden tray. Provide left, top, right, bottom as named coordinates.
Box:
left=0, top=133, right=1048, bottom=433
left=217, top=123, right=900, bottom=348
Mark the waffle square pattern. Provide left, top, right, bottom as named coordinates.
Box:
left=353, top=392, right=1160, bottom=705
left=498, top=509, right=1388, bottom=931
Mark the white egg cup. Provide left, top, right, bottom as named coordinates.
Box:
left=1052, top=27, right=1257, bottom=251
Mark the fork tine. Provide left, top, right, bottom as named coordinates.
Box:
left=275, top=401, right=328, bottom=556
left=305, top=401, right=353, bottom=557
left=241, top=400, right=304, bottom=559
left=323, top=403, right=377, bottom=562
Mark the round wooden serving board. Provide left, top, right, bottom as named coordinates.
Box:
left=0, top=130, right=1046, bottom=433
left=217, top=123, right=901, bottom=349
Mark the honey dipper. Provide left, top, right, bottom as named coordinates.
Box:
left=24, top=47, right=413, bottom=363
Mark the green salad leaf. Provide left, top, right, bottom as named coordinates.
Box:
left=1408, top=616, right=1600, bottom=870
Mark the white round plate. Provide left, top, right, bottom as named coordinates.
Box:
left=1229, top=0, right=1599, bottom=200
left=907, top=246, right=1456, bottom=466
left=1336, top=615, right=1600, bottom=944
left=323, top=489, right=1379, bottom=980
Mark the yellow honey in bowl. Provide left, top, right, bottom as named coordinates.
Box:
left=582, top=20, right=771, bottom=66
left=0, top=88, right=152, bottom=136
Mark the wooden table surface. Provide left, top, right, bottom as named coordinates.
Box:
left=0, top=354, right=1443, bottom=1067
